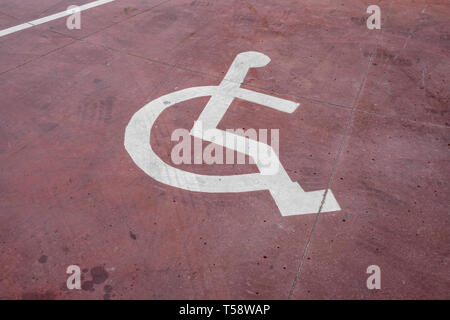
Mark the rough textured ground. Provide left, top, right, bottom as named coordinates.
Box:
left=0, top=0, right=448, bottom=299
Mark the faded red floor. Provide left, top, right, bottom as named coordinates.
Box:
left=0, top=0, right=449, bottom=299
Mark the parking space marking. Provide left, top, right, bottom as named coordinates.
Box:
left=124, top=52, right=341, bottom=216
left=0, top=0, right=116, bottom=37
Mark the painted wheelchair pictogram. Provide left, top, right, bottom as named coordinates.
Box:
left=124, top=51, right=340, bottom=216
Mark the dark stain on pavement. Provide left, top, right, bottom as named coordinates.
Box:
left=91, top=266, right=109, bottom=284
left=22, top=290, right=56, bottom=300
left=103, top=285, right=113, bottom=300
left=81, top=265, right=109, bottom=291
left=350, top=16, right=365, bottom=25
left=81, top=281, right=94, bottom=291
left=38, top=122, right=59, bottom=133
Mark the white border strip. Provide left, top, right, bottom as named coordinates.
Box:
left=0, top=0, right=116, bottom=37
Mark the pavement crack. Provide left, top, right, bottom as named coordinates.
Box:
left=287, top=1, right=396, bottom=299
left=287, top=41, right=379, bottom=301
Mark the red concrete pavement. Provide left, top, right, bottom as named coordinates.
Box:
left=0, top=0, right=448, bottom=299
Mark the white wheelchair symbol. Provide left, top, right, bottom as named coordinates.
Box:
left=124, top=51, right=340, bottom=216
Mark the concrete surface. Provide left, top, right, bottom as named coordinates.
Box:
left=0, top=0, right=448, bottom=299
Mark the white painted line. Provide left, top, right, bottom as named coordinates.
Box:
left=0, top=0, right=116, bottom=38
